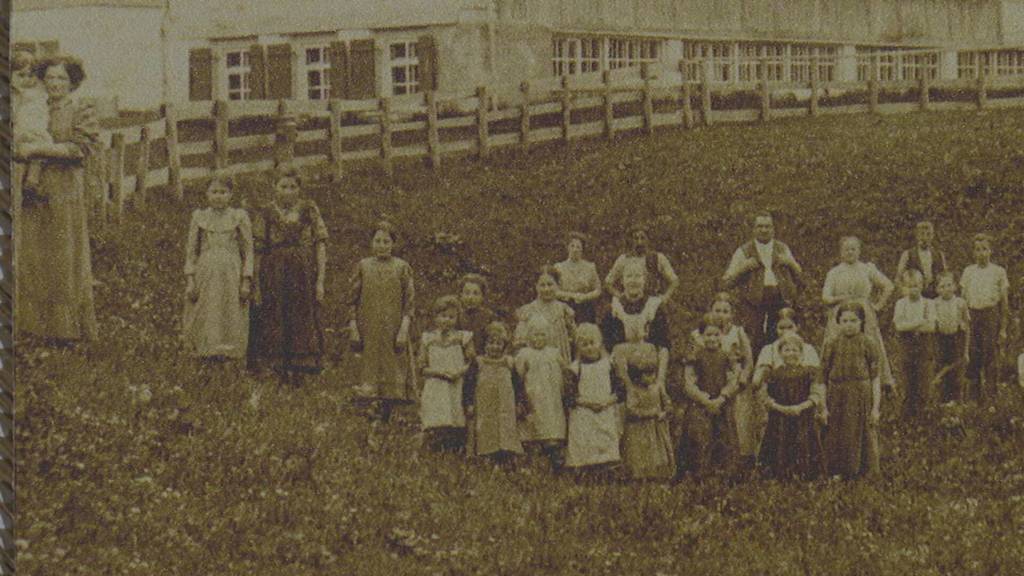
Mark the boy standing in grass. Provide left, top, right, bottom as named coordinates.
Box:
left=897, top=221, right=948, bottom=299
left=893, top=269, right=936, bottom=418
left=960, top=233, right=1009, bottom=404
left=933, top=272, right=970, bottom=402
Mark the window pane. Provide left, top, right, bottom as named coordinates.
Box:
left=394, top=85, right=407, bottom=95
left=306, top=48, right=320, bottom=64
left=227, top=52, right=241, bottom=67
left=391, top=43, right=406, bottom=59
left=393, top=67, right=406, bottom=83
left=309, top=89, right=318, bottom=100
left=308, top=70, right=321, bottom=87
left=228, top=74, right=241, bottom=89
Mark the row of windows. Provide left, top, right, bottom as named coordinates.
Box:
left=855, top=48, right=939, bottom=82
left=681, top=41, right=837, bottom=83
left=957, top=50, right=1024, bottom=79
left=552, top=37, right=660, bottom=77
left=223, top=41, right=421, bottom=101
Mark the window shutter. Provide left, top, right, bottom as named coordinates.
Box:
left=189, top=48, right=214, bottom=101
left=266, top=44, right=293, bottom=99
left=249, top=44, right=267, bottom=99
left=328, top=41, right=349, bottom=99
left=348, top=39, right=376, bottom=99
left=417, top=35, right=438, bottom=92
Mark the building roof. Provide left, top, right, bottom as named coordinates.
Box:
left=166, top=0, right=472, bottom=39
left=14, top=0, right=164, bottom=10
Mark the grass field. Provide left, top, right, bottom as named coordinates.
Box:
left=18, top=109, right=1024, bottom=575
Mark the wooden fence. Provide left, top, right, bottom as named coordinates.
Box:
left=91, top=63, right=1024, bottom=222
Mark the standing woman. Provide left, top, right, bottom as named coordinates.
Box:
left=555, top=232, right=602, bottom=325
left=16, top=54, right=99, bottom=344
left=822, top=236, right=895, bottom=392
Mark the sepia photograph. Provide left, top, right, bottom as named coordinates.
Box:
left=9, top=0, right=1024, bottom=573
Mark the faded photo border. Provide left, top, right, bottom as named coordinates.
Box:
left=1, top=0, right=16, bottom=572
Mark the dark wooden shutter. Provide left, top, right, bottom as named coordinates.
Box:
left=266, top=44, right=293, bottom=99
left=417, top=35, right=438, bottom=92
left=249, top=44, right=267, bottom=99
left=189, top=48, right=214, bottom=101
left=328, top=41, right=349, bottom=99
left=349, top=39, right=376, bottom=99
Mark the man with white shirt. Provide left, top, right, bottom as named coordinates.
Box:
left=896, top=221, right=948, bottom=299
left=722, top=213, right=803, bottom=352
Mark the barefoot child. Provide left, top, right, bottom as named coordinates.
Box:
left=463, top=322, right=527, bottom=464
left=419, top=296, right=475, bottom=453
left=516, top=315, right=568, bottom=470
left=457, top=273, right=496, bottom=355
left=350, top=221, right=416, bottom=444
left=893, top=269, right=937, bottom=418
left=934, top=272, right=970, bottom=402
left=759, top=333, right=824, bottom=480
left=960, top=233, right=1009, bottom=404
left=565, top=324, right=623, bottom=478
left=249, top=165, right=327, bottom=386
left=183, top=173, right=254, bottom=361
left=679, top=314, right=740, bottom=479
left=820, top=302, right=881, bottom=479
left=621, top=344, right=675, bottom=481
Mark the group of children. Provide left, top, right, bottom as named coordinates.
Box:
left=181, top=172, right=1015, bottom=482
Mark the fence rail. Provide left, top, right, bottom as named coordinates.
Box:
left=88, top=64, right=1024, bottom=223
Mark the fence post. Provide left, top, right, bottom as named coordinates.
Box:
left=477, top=86, right=490, bottom=159
left=274, top=99, right=297, bottom=167
left=425, top=90, right=441, bottom=170
left=976, top=73, right=988, bottom=110
left=679, top=62, right=694, bottom=129
left=701, top=60, right=713, bottom=127
left=163, top=103, right=183, bottom=200
left=110, top=132, right=126, bottom=222
left=759, top=79, right=771, bottom=122
left=641, top=63, right=654, bottom=134
left=134, top=125, right=151, bottom=207
left=918, top=74, right=930, bottom=111
left=520, top=81, right=531, bottom=149
left=561, top=75, right=572, bottom=143
left=379, top=97, right=393, bottom=177
left=213, top=100, right=229, bottom=170
left=868, top=54, right=879, bottom=114
left=809, top=56, right=820, bottom=117
left=97, top=146, right=111, bottom=223
left=328, top=99, right=345, bottom=181
left=603, top=71, right=615, bottom=139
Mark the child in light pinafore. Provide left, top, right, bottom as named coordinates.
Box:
left=419, top=295, right=475, bottom=453
left=183, top=173, right=254, bottom=362
left=516, top=314, right=568, bottom=470
left=565, top=324, right=623, bottom=477
left=463, top=322, right=527, bottom=465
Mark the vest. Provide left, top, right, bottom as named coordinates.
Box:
left=904, top=247, right=947, bottom=298
left=737, top=240, right=798, bottom=306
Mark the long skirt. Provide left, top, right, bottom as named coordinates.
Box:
left=825, top=378, right=879, bottom=478
left=623, top=417, right=674, bottom=480
left=250, top=246, right=323, bottom=372
left=566, top=405, right=620, bottom=468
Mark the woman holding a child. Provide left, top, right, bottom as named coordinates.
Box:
left=14, top=52, right=99, bottom=343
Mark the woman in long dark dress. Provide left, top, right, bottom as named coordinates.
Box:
left=15, top=54, right=99, bottom=344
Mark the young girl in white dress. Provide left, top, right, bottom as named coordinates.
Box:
left=419, top=295, right=475, bottom=453
left=565, top=324, right=622, bottom=478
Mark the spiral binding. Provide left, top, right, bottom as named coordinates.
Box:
left=1, top=0, right=15, bottom=571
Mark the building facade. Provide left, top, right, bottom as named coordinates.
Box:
left=13, top=0, right=1024, bottom=111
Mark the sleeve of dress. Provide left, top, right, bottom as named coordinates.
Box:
left=401, top=260, right=415, bottom=319
left=658, top=253, right=679, bottom=283
left=822, top=268, right=835, bottom=302
left=819, top=339, right=833, bottom=386
left=605, top=255, right=624, bottom=288
left=867, top=262, right=893, bottom=290
left=893, top=299, right=912, bottom=332
left=588, top=262, right=602, bottom=293
left=805, top=344, right=821, bottom=368
left=563, top=303, right=577, bottom=341
left=238, top=211, right=255, bottom=278
left=184, top=212, right=200, bottom=276
left=511, top=361, right=528, bottom=406
left=610, top=364, right=626, bottom=402
left=563, top=364, right=580, bottom=408
left=649, top=306, right=671, bottom=351
left=738, top=326, right=754, bottom=369
left=865, top=336, right=881, bottom=380
left=348, top=260, right=364, bottom=315
left=600, top=310, right=623, bottom=351
left=1001, top=267, right=1010, bottom=299
left=462, top=358, right=478, bottom=407
left=309, top=203, right=329, bottom=243
left=66, top=100, right=100, bottom=158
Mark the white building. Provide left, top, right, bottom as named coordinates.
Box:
left=12, top=0, right=1024, bottom=112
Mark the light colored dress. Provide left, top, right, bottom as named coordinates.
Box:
left=513, top=299, right=576, bottom=363
left=566, top=356, right=621, bottom=468
left=17, top=96, right=99, bottom=341
left=420, top=330, right=472, bottom=430
left=516, top=346, right=566, bottom=442
left=468, top=356, right=524, bottom=456
left=822, top=261, right=894, bottom=388
left=555, top=258, right=601, bottom=324
left=351, top=256, right=416, bottom=402
left=182, top=207, right=254, bottom=358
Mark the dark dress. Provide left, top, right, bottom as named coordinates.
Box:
left=458, top=306, right=495, bottom=357
left=679, top=348, right=739, bottom=477
left=249, top=200, right=327, bottom=372
left=759, top=365, right=825, bottom=479
left=820, top=333, right=881, bottom=478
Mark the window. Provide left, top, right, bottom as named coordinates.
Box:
left=304, top=46, right=331, bottom=100
left=901, top=52, right=938, bottom=81
left=856, top=47, right=899, bottom=82
left=738, top=43, right=783, bottom=82
left=790, top=45, right=837, bottom=82
left=607, top=38, right=660, bottom=70
left=553, top=38, right=578, bottom=76
left=552, top=37, right=602, bottom=76
left=389, top=41, right=420, bottom=95
left=711, top=43, right=733, bottom=82
left=224, top=49, right=251, bottom=101
left=681, top=41, right=710, bottom=81
left=581, top=38, right=602, bottom=73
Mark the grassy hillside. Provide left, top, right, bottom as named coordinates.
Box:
left=17, top=109, right=1024, bottom=575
